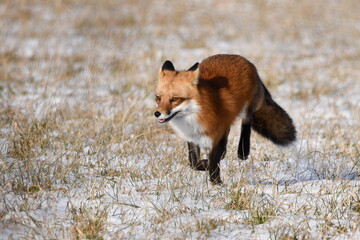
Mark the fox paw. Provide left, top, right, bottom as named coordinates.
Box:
left=237, top=153, right=248, bottom=160
left=190, top=159, right=208, bottom=171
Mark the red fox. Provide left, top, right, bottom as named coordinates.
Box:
left=154, top=54, right=296, bottom=184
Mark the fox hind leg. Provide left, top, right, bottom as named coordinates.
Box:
left=238, top=117, right=251, bottom=160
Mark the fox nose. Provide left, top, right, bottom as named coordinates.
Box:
left=154, top=111, right=161, bottom=118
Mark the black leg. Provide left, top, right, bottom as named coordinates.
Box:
left=220, top=129, right=230, bottom=160
left=208, top=133, right=228, bottom=184
left=238, top=118, right=251, bottom=160
left=187, top=142, right=207, bottom=171
left=188, top=142, right=200, bottom=167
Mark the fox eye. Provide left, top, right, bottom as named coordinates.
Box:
left=170, top=97, right=179, bottom=102
left=155, top=95, right=161, bottom=102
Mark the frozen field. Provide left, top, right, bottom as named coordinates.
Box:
left=1, top=0, right=360, bottom=239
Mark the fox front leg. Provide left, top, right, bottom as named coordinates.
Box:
left=208, top=133, right=228, bottom=185
left=220, top=129, right=230, bottom=160
left=187, top=142, right=208, bottom=171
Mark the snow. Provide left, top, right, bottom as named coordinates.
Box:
left=1, top=0, right=360, bottom=239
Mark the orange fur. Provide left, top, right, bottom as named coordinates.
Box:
left=195, top=55, right=264, bottom=146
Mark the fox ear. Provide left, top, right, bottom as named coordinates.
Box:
left=191, top=68, right=200, bottom=86
left=188, top=62, right=199, bottom=71
left=161, top=60, right=175, bottom=71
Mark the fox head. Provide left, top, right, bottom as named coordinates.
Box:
left=154, top=60, right=200, bottom=124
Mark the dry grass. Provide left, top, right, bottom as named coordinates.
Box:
left=0, top=0, right=359, bottom=239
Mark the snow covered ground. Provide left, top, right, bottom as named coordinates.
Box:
left=0, top=0, right=359, bottom=239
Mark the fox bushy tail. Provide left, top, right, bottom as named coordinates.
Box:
left=252, top=85, right=296, bottom=145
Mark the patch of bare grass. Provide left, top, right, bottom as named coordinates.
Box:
left=69, top=203, right=108, bottom=240
left=0, top=0, right=359, bottom=238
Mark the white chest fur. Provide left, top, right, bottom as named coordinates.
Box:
left=169, top=112, right=212, bottom=150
